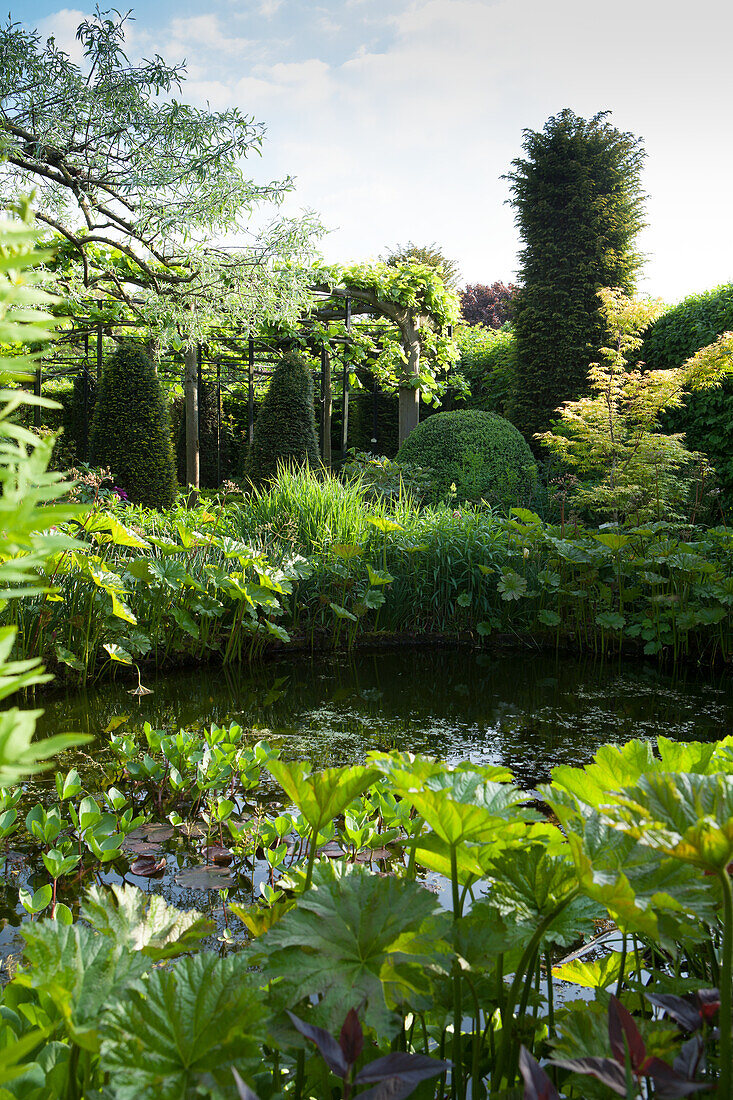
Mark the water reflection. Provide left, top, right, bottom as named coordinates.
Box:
left=36, top=648, right=732, bottom=788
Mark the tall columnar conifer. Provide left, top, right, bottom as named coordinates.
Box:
left=506, top=110, right=646, bottom=441
left=245, top=351, right=320, bottom=485
left=91, top=343, right=177, bottom=509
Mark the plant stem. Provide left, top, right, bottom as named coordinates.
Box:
left=717, top=867, right=732, bottom=1100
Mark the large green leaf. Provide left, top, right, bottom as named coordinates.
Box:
left=483, top=844, right=598, bottom=948
left=252, top=861, right=448, bottom=1035
left=398, top=770, right=536, bottom=848
left=265, top=760, right=380, bottom=833
left=564, top=812, right=716, bottom=943
left=17, top=921, right=148, bottom=1052
left=100, top=953, right=266, bottom=1100
left=603, top=771, right=733, bottom=873
left=81, top=884, right=215, bottom=959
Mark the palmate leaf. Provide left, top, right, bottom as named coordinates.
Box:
left=602, top=772, right=733, bottom=872
left=100, top=953, right=267, bottom=1100
left=482, top=845, right=599, bottom=948
left=17, top=921, right=149, bottom=1052
left=265, top=760, right=380, bottom=833
left=81, top=884, right=215, bottom=959
left=252, top=862, right=449, bottom=1035
left=399, top=770, right=536, bottom=848
left=553, top=950, right=636, bottom=991
left=564, top=817, right=716, bottom=944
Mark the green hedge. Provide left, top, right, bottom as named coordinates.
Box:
left=455, top=325, right=516, bottom=417
left=91, top=344, right=177, bottom=509
left=244, top=351, right=320, bottom=485
left=642, top=285, right=733, bottom=514
left=396, top=409, right=537, bottom=506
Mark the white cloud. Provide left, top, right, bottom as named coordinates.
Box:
left=167, top=15, right=251, bottom=55
left=35, top=9, right=90, bottom=65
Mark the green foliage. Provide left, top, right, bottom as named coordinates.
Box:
left=175, top=379, right=228, bottom=489
left=641, top=288, right=733, bottom=513
left=641, top=284, right=733, bottom=371
left=0, top=207, right=90, bottom=784
left=91, top=343, right=177, bottom=509
left=253, top=861, right=445, bottom=1034
left=99, top=953, right=266, bottom=1099
left=381, top=241, right=461, bottom=288
left=507, top=110, right=646, bottom=440
left=245, top=351, right=320, bottom=486
left=455, top=324, right=516, bottom=416
left=538, top=289, right=732, bottom=523
left=396, top=409, right=537, bottom=506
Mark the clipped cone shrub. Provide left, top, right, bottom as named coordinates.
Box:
left=90, top=343, right=177, bottom=509
left=245, top=351, right=320, bottom=485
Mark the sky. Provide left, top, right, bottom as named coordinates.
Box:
left=11, top=0, right=733, bottom=303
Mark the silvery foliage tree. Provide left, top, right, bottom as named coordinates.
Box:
left=0, top=8, right=324, bottom=342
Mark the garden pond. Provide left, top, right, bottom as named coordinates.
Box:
left=3, top=647, right=732, bottom=972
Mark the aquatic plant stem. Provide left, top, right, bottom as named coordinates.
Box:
left=718, top=866, right=732, bottom=1100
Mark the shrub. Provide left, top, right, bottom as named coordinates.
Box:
left=459, top=282, right=517, bottom=328
left=90, top=343, right=177, bottom=509
left=396, top=409, right=537, bottom=506
left=506, top=110, right=646, bottom=441
left=455, top=325, right=516, bottom=417
left=641, top=285, right=733, bottom=514
left=244, top=350, right=320, bottom=485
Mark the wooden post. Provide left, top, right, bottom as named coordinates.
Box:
left=216, top=358, right=221, bottom=488
left=340, top=357, right=349, bottom=457
left=321, top=345, right=332, bottom=467
left=398, top=336, right=420, bottom=448
left=184, top=344, right=199, bottom=497
left=33, top=366, right=42, bottom=428
left=96, top=322, right=103, bottom=381
left=248, top=337, right=255, bottom=445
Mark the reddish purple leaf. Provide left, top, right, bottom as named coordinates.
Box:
left=286, top=1011, right=349, bottom=1078
left=130, top=856, right=166, bottom=877
left=519, top=1046, right=560, bottom=1100
left=550, top=1056, right=627, bottom=1096
left=232, top=1067, right=260, bottom=1100
left=646, top=994, right=703, bottom=1033
left=696, top=989, right=720, bottom=1022
left=642, top=1056, right=711, bottom=1098
left=354, top=1051, right=450, bottom=1089
left=674, top=1037, right=706, bottom=1081
left=608, top=995, right=646, bottom=1071
left=338, top=1008, right=363, bottom=1066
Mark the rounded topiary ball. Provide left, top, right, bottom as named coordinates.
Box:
left=90, top=343, right=177, bottom=510
left=396, top=409, right=537, bottom=506
left=244, top=350, right=320, bottom=486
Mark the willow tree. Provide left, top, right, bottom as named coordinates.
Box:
left=0, top=10, right=323, bottom=487
left=506, top=110, right=646, bottom=441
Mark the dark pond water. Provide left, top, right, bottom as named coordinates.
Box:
left=1, top=647, right=728, bottom=973
left=36, top=646, right=733, bottom=788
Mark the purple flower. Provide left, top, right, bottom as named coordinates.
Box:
left=113, top=487, right=129, bottom=501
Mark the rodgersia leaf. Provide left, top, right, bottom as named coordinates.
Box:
left=252, top=861, right=448, bottom=1035
left=100, top=953, right=267, bottom=1100
left=81, top=883, right=215, bottom=959
left=18, top=920, right=148, bottom=1052
left=601, top=772, right=733, bottom=873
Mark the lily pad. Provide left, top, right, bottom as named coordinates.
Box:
left=143, top=824, right=175, bottom=842
left=203, top=846, right=234, bottom=866
left=130, top=856, right=166, bottom=877
left=174, top=865, right=236, bottom=890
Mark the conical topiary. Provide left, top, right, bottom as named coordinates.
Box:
left=90, top=343, right=177, bottom=509
left=245, top=351, right=320, bottom=485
